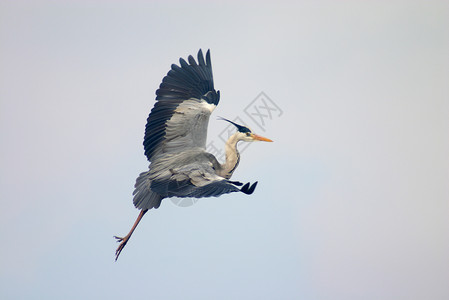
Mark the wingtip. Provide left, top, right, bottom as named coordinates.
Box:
left=188, top=54, right=197, bottom=65
left=179, top=57, right=189, bottom=68
left=205, top=49, right=211, bottom=66
left=197, top=49, right=206, bottom=66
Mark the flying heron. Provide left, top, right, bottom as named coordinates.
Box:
left=114, top=49, right=273, bottom=260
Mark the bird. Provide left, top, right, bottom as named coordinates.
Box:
left=114, top=49, right=273, bottom=261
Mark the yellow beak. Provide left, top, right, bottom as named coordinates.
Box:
left=252, top=134, right=273, bottom=142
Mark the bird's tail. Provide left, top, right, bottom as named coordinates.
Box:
left=133, top=171, right=163, bottom=210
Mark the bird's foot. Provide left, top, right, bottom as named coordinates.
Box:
left=114, top=235, right=130, bottom=261
left=240, top=181, right=258, bottom=195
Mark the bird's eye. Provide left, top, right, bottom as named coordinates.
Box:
left=246, top=132, right=251, bottom=136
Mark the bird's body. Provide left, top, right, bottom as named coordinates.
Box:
left=114, top=50, right=272, bottom=260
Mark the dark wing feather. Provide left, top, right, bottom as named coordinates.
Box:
left=151, top=173, right=241, bottom=199
left=177, top=180, right=241, bottom=198
left=146, top=151, right=241, bottom=199
left=143, top=49, right=220, bottom=161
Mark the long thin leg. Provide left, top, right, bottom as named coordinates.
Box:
left=114, top=209, right=148, bottom=261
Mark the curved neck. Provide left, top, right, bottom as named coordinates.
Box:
left=219, top=133, right=240, bottom=179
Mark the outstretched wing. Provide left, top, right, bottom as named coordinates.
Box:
left=143, top=49, right=220, bottom=162
left=149, top=159, right=241, bottom=198
left=132, top=150, right=258, bottom=210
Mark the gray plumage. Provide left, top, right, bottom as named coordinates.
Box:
left=133, top=50, right=241, bottom=210
left=114, top=49, right=272, bottom=261
left=133, top=148, right=240, bottom=210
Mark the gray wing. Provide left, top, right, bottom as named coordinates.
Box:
left=147, top=151, right=241, bottom=198
left=132, top=165, right=239, bottom=210
left=143, top=49, right=220, bottom=162
left=133, top=150, right=258, bottom=209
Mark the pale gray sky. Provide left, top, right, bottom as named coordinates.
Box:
left=1, top=1, right=448, bottom=299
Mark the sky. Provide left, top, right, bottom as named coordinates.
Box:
left=1, top=1, right=448, bottom=299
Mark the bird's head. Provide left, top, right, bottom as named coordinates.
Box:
left=219, top=117, right=273, bottom=143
